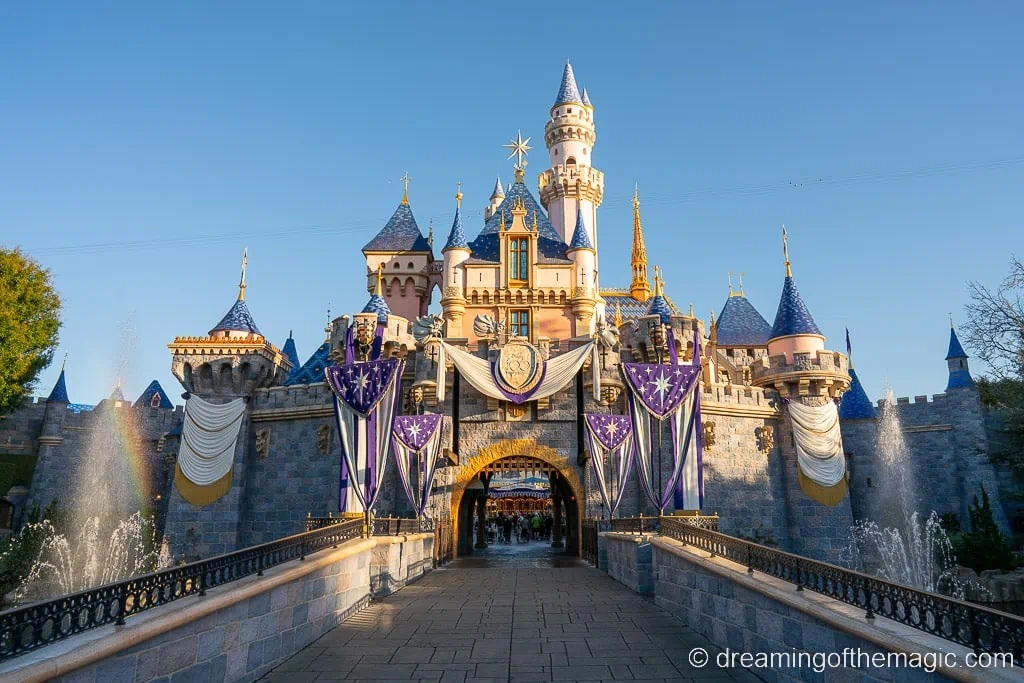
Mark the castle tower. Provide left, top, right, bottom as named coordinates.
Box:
left=164, top=250, right=292, bottom=557
left=945, top=321, right=974, bottom=390
left=441, top=184, right=471, bottom=336
left=46, top=357, right=69, bottom=404
left=361, top=174, right=435, bottom=321
left=837, top=333, right=879, bottom=524
left=629, top=186, right=651, bottom=302
left=567, top=202, right=597, bottom=331
left=538, top=63, right=604, bottom=283
left=484, top=177, right=504, bottom=222
left=751, top=228, right=854, bottom=563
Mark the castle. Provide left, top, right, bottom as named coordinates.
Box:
left=0, top=64, right=1013, bottom=563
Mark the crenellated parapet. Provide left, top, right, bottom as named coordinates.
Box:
left=537, top=165, right=605, bottom=207
left=168, top=334, right=292, bottom=396
left=750, top=350, right=850, bottom=399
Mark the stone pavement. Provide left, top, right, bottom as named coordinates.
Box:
left=260, top=544, right=759, bottom=683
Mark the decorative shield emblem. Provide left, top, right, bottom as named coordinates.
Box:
left=495, top=339, right=542, bottom=394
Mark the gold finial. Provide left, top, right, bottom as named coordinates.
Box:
left=532, top=210, right=538, bottom=232
left=499, top=211, right=506, bottom=232
left=739, top=271, right=745, bottom=296
left=61, top=350, right=68, bottom=371
left=238, top=247, right=248, bottom=301
left=455, top=181, right=463, bottom=208
left=710, top=310, right=718, bottom=344
left=689, top=302, right=694, bottom=318
left=427, top=219, right=434, bottom=248
left=400, top=171, right=412, bottom=205
left=614, top=302, right=622, bottom=327
left=514, top=166, right=525, bottom=183
left=728, top=271, right=734, bottom=296
left=374, top=264, right=384, bottom=296
left=503, top=129, right=532, bottom=170
left=629, top=183, right=651, bottom=302
left=782, top=225, right=791, bottom=277
left=652, top=265, right=664, bottom=297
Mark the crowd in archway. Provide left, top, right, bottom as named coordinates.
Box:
left=474, top=511, right=564, bottom=544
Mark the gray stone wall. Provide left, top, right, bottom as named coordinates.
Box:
left=839, top=418, right=879, bottom=523
left=650, top=540, right=958, bottom=683
left=604, top=532, right=653, bottom=594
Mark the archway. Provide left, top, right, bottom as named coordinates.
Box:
left=450, top=439, right=582, bottom=558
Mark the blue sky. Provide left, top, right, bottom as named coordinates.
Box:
left=2, top=3, right=1021, bottom=406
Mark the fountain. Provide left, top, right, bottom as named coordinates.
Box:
left=6, top=316, right=174, bottom=604
left=847, top=385, right=967, bottom=597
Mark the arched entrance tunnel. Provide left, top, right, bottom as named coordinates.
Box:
left=454, top=454, right=579, bottom=557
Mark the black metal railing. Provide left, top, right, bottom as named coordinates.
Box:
left=610, top=515, right=660, bottom=534
left=305, top=513, right=355, bottom=531
left=0, top=518, right=364, bottom=662
left=434, top=520, right=453, bottom=567
left=659, top=517, right=1024, bottom=657
left=369, top=517, right=435, bottom=536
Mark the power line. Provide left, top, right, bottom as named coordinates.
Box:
left=27, top=155, right=1024, bottom=257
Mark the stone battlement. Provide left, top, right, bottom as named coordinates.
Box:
left=750, top=349, right=850, bottom=398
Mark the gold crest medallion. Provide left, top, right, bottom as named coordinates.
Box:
left=495, top=339, right=542, bottom=395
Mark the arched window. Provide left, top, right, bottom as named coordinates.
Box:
left=510, top=238, right=528, bottom=281
left=150, top=393, right=161, bottom=408
left=408, top=262, right=415, bottom=269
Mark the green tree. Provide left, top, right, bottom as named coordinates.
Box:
left=950, top=486, right=1018, bottom=573
left=0, top=247, right=61, bottom=416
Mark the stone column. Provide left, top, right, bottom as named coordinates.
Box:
left=551, top=495, right=564, bottom=548
left=475, top=495, right=488, bottom=549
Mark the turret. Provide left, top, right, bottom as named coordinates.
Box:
left=945, top=320, right=974, bottom=390
left=361, top=173, right=435, bottom=321
left=539, top=62, right=604, bottom=283
left=168, top=250, right=292, bottom=396
left=629, top=186, right=651, bottom=302
left=567, top=202, right=596, bottom=332
left=46, top=356, right=69, bottom=404
left=441, top=184, right=471, bottom=336
left=484, top=176, right=504, bottom=221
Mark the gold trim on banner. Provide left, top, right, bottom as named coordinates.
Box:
left=174, top=461, right=233, bottom=507
left=797, top=467, right=848, bottom=507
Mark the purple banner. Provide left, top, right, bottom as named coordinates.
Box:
left=393, top=414, right=443, bottom=452
left=622, top=363, right=701, bottom=420
left=325, top=359, right=400, bottom=416
left=584, top=414, right=632, bottom=451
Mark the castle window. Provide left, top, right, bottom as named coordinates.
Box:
left=150, top=393, right=161, bottom=408
left=510, top=310, right=530, bottom=339
left=408, top=262, right=415, bottom=269
left=510, top=238, right=529, bottom=281
left=567, top=108, right=572, bottom=114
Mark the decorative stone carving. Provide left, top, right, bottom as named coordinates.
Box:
left=255, top=428, right=270, bottom=458
left=316, top=424, right=331, bottom=455
left=758, top=425, right=775, bottom=455
left=702, top=422, right=717, bottom=451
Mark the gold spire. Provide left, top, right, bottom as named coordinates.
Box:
left=710, top=309, right=718, bottom=344
left=652, top=265, right=664, bottom=298
left=455, top=181, right=463, bottom=208
left=629, top=184, right=651, bottom=302
left=689, top=303, right=694, bottom=318
left=499, top=210, right=506, bottom=232
left=532, top=211, right=538, bottom=232
left=61, top=350, right=68, bottom=372
left=374, top=264, right=384, bottom=296
left=238, top=247, right=248, bottom=301
left=614, top=302, right=622, bottom=328
left=400, top=171, right=411, bottom=205
left=427, top=219, right=434, bottom=248
left=739, top=271, right=745, bottom=296
left=782, top=225, right=791, bottom=277
left=728, top=271, right=734, bottom=297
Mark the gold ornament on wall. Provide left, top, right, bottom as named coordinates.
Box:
left=255, top=428, right=271, bottom=459
left=317, top=424, right=332, bottom=455
left=702, top=421, right=717, bottom=451
left=758, top=425, right=775, bottom=455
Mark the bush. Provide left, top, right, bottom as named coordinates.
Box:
left=0, top=500, right=64, bottom=604
left=950, top=486, right=1019, bottom=574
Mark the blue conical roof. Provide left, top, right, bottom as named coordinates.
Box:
left=946, top=326, right=968, bottom=359
left=581, top=87, right=592, bottom=107
left=646, top=295, right=673, bottom=325
left=769, top=277, right=822, bottom=339
left=134, top=380, right=174, bottom=409
left=285, top=342, right=334, bottom=385
left=281, top=333, right=300, bottom=369
left=443, top=207, right=469, bottom=252
left=553, top=63, right=582, bottom=107
left=47, top=369, right=69, bottom=403
left=716, top=295, right=772, bottom=347
left=362, top=293, right=391, bottom=323
left=210, top=298, right=262, bottom=336
left=490, top=176, right=505, bottom=199
left=839, top=368, right=876, bottom=420
left=568, top=205, right=593, bottom=251
left=362, top=201, right=432, bottom=253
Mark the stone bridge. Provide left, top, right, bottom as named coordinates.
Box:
left=1, top=531, right=1018, bottom=683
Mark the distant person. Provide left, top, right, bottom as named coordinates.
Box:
left=544, top=514, right=553, bottom=540
left=502, top=514, right=514, bottom=544
left=531, top=513, right=542, bottom=540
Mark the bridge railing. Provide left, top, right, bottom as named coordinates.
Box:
left=659, top=516, right=1024, bottom=657
left=368, top=517, right=435, bottom=536
left=0, top=517, right=364, bottom=663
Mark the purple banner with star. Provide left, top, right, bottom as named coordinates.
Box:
left=392, top=414, right=444, bottom=517
left=584, top=413, right=634, bottom=517
left=622, top=363, right=701, bottom=420
left=327, top=359, right=403, bottom=514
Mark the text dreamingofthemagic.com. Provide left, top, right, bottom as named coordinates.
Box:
left=687, top=647, right=1015, bottom=674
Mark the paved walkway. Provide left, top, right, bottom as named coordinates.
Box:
left=262, top=545, right=758, bottom=683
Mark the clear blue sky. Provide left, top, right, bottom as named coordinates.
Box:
left=2, top=3, right=1021, bottom=406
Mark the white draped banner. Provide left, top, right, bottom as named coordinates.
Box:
left=175, top=396, right=246, bottom=506
left=440, top=340, right=595, bottom=404
left=788, top=400, right=848, bottom=506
